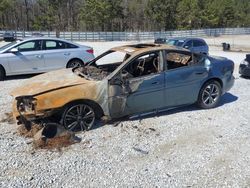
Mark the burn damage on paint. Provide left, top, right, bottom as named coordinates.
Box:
left=11, top=43, right=235, bottom=142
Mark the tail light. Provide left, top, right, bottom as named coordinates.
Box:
left=86, top=49, right=94, bottom=54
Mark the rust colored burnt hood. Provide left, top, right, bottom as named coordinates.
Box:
left=11, top=69, right=92, bottom=97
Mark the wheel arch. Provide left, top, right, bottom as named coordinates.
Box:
left=202, top=77, right=223, bottom=89
left=0, top=64, right=6, bottom=79
left=62, top=99, right=104, bottom=119
left=66, top=58, right=84, bottom=68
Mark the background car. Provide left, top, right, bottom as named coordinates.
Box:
left=154, top=38, right=168, bottom=44
left=0, top=37, right=95, bottom=80
left=11, top=43, right=235, bottom=132
left=31, top=32, right=44, bottom=37
left=239, top=54, right=250, bottom=77
left=3, top=31, right=16, bottom=42
left=166, top=37, right=209, bottom=55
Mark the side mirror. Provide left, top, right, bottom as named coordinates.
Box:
left=184, top=46, right=189, bottom=49
left=9, top=48, right=18, bottom=53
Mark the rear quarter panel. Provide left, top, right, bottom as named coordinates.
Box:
left=208, top=56, right=234, bottom=93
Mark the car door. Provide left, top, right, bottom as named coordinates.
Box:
left=7, top=40, right=44, bottom=74
left=108, top=51, right=165, bottom=118
left=164, top=50, right=208, bottom=107
left=42, top=40, right=70, bottom=71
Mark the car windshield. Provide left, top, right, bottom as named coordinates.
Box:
left=74, top=50, right=130, bottom=81
left=167, top=39, right=185, bottom=47
left=176, top=40, right=185, bottom=47
left=0, top=41, right=17, bottom=51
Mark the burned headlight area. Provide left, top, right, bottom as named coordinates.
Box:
left=16, top=96, right=37, bottom=114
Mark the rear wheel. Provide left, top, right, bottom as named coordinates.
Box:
left=62, top=103, right=95, bottom=132
left=67, top=59, right=83, bottom=68
left=197, top=80, right=222, bottom=109
left=0, top=66, right=5, bottom=81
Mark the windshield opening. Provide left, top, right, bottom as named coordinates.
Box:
left=74, top=50, right=130, bottom=81
left=167, top=39, right=184, bottom=47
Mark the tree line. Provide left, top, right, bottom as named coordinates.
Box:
left=0, top=0, right=249, bottom=32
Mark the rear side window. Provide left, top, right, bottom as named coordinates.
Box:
left=44, top=40, right=66, bottom=50
left=165, top=51, right=204, bottom=70
left=65, top=42, right=78, bottom=49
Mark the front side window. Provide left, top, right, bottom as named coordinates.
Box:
left=16, top=41, right=41, bottom=52
left=123, top=51, right=161, bottom=78
left=193, top=40, right=206, bottom=47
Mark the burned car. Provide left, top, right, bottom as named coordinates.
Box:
left=11, top=44, right=235, bottom=132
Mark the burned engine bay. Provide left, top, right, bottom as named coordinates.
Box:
left=74, top=63, right=120, bottom=81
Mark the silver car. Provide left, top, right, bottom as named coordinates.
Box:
left=0, top=37, right=95, bottom=80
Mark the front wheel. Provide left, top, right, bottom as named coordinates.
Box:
left=197, top=80, right=222, bottom=109
left=62, top=103, right=96, bottom=132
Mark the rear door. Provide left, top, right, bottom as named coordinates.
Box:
left=164, top=50, right=208, bottom=107
left=41, top=40, right=70, bottom=71
left=7, top=40, right=44, bottom=74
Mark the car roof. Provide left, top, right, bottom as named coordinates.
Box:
left=15, top=37, right=81, bottom=46
left=110, top=43, right=189, bottom=55
left=169, top=37, right=205, bottom=42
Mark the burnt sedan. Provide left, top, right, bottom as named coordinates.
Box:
left=239, top=54, right=250, bottom=77
left=11, top=44, right=235, bottom=132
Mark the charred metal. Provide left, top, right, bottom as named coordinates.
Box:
left=11, top=43, right=235, bottom=138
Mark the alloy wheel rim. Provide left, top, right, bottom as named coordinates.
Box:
left=63, top=104, right=95, bottom=131
left=202, top=84, right=220, bottom=106
left=69, top=61, right=82, bottom=68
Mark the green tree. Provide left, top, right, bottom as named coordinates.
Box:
left=80, top=0, right=123, bottom=31
left=0, top=0, right=14, bottom=28
left=146, top=0, right=179, bottom=30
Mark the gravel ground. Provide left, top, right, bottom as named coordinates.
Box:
left=0, top=39, right=250, bottom=187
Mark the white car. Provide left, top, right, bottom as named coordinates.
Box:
left=0, top=37, right=95, bottom=80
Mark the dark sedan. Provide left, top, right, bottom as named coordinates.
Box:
left=3, top=31, right=16, bottom=42
left=239, top=54, right=250, bottom=77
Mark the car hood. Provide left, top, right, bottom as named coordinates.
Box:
left=11, top=69, right=94, bottom=97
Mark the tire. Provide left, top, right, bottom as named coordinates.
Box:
left=197, top=80, right=222, bottom=109
left=62, top=103, right=96, bottom=132
left=66, top=59, right=83, bottom=68
left=0, top=66, right=5, bottom=81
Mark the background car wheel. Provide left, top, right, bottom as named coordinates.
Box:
left=66, top=59, right=84, bottom=68
left=62, top=103, right=96, bottom=132
left=0, top=66, right=5, bottom=81
left=197, top=80, right=222, bottom=109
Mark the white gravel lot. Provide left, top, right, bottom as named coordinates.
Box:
left=0, top=37, right=250, bottom=187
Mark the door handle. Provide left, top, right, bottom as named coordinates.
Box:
left=151, top=81, right=160, bottom=85
left=35, top=55, right=43, bottom=59
left=195, top=72, right=205, bottom=75
left=64, top=53, right=71, bottom=56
